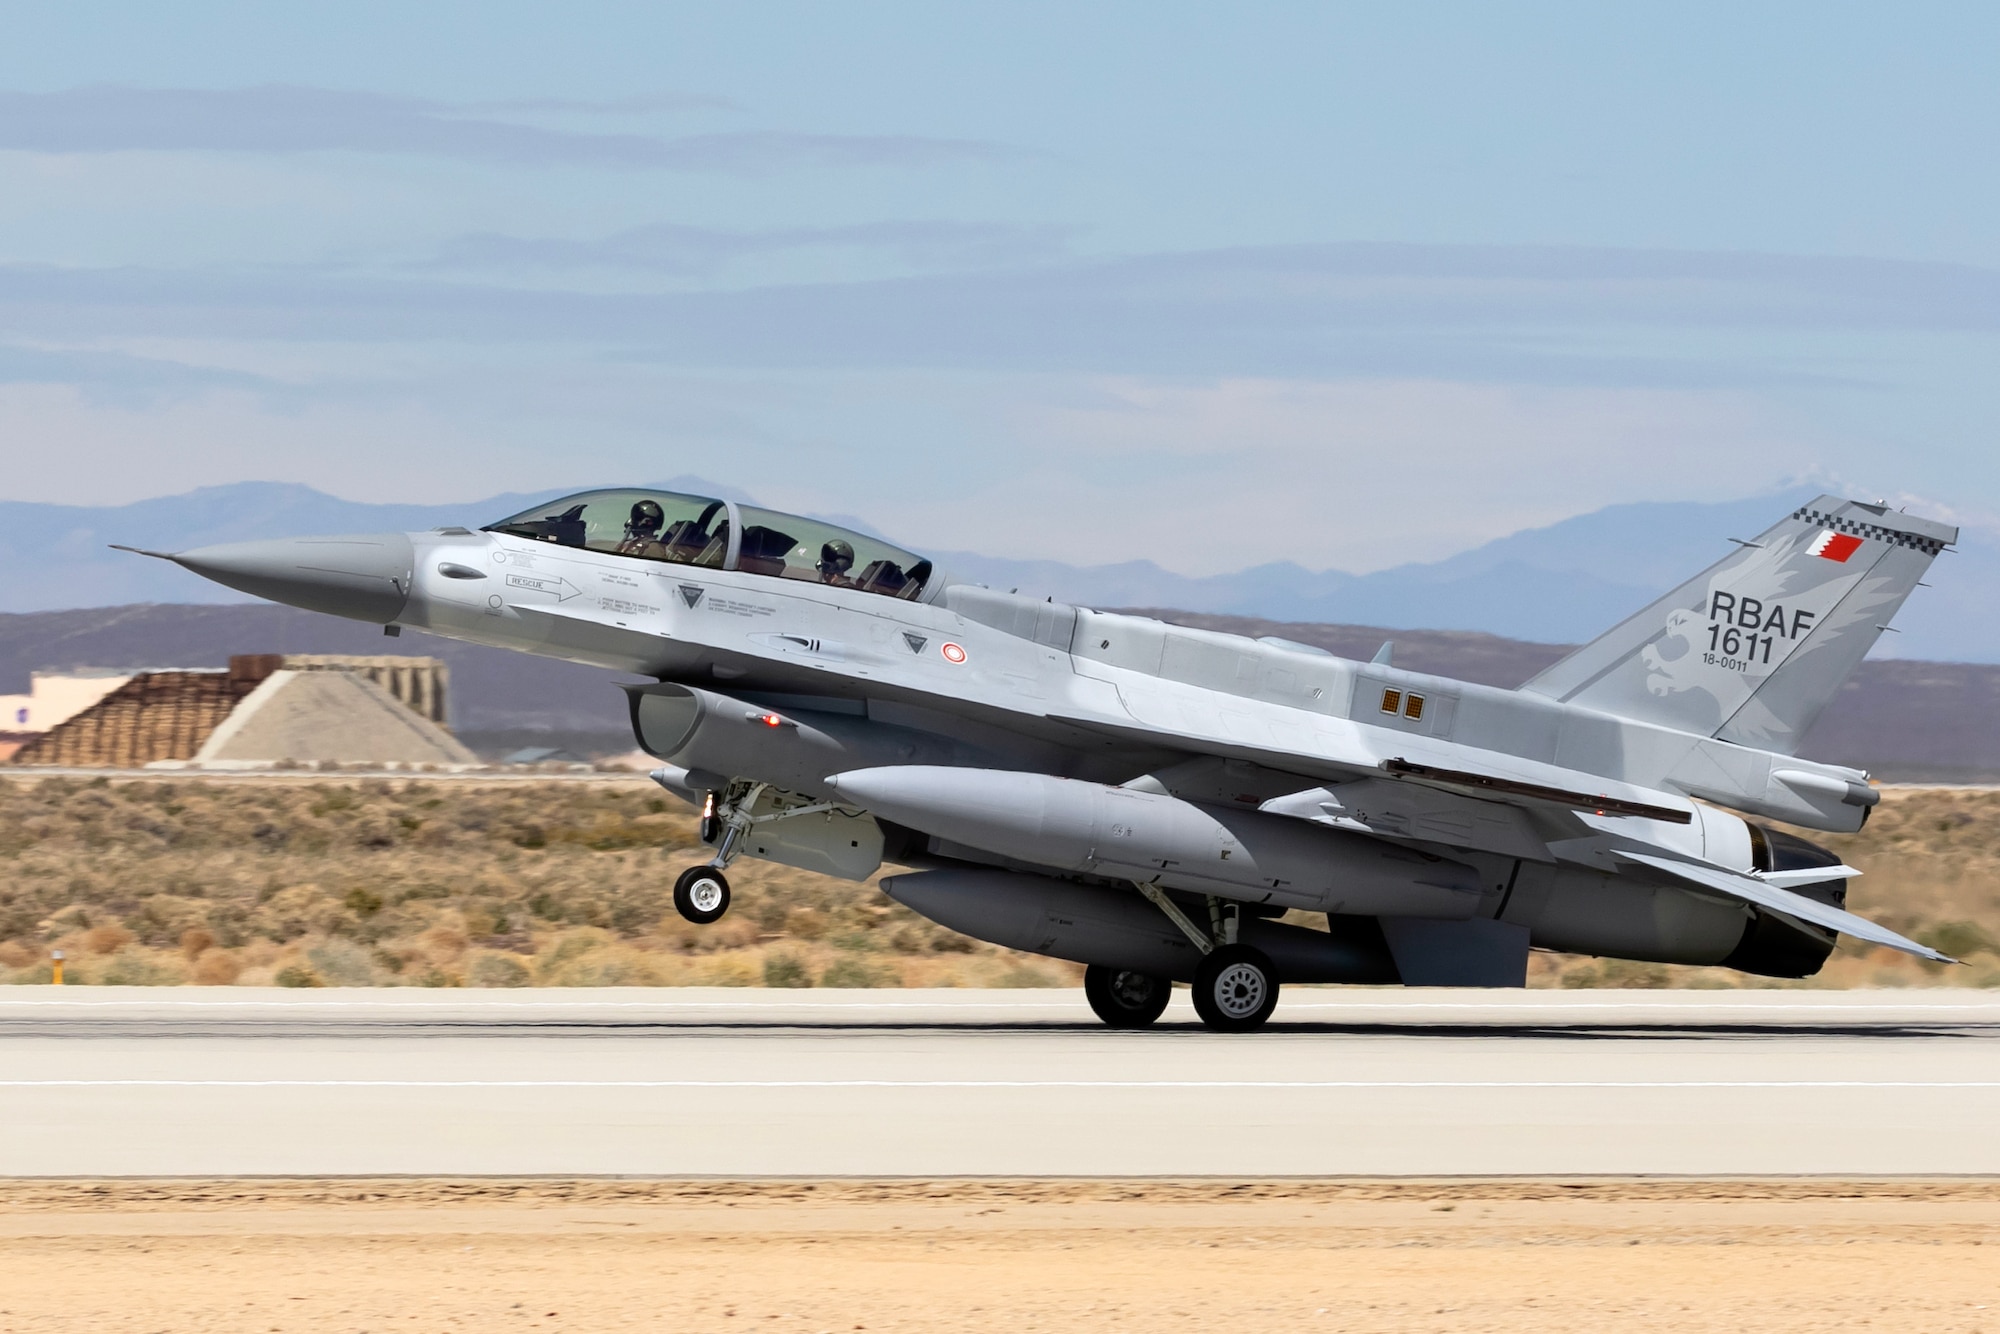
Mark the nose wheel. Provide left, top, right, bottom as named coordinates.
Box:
left=673, top=865, right=731, bottom=924
left=1190, top=944, right=1279, bottom=1032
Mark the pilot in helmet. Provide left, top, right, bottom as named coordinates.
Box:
left=817, top=539, right=857, bottom=586
left=626, top=499, right=664, bottom=539
left=615, top=498, right=668, bottom=557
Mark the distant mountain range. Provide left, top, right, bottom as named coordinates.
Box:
left=5, top=480, right=1994, bottom=661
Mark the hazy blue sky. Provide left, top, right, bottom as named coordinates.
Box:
left=2, top=3, right=1997, bottom=573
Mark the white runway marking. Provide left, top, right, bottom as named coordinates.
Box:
left=5, top=1079, right=1999, bottom=1090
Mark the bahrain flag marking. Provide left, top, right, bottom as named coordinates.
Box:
left=1807, top=530, right=1865, bottom=562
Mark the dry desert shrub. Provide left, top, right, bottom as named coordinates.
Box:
left=81, top=923, right=133, bottom=955
left=190, top=948, right=242, bottom=985
left=0, top=774, right=1990, bottom=988
left=0, top=774, right=1053, bottom=988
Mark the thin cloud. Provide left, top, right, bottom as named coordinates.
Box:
left=0, top=342, right=278, bottom=407
left=426, top=221, right=1079, bottom=275
left=0, top=85, right=1021, bottom=172
left=0, top=242, right=1994, bottom=388
left=460, top=93, right=741, bottom=115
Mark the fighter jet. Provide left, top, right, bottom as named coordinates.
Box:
left=125, top=488, right=1959, bottom=1030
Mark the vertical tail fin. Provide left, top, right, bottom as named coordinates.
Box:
left=1521, top=496, right=1956, bottom=752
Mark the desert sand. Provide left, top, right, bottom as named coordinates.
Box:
left=1, top=1178, right=1996, bottom=1332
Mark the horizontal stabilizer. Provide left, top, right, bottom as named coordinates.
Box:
left=1759, top=864, right=1863, bottom=890
left=1618, top=850, right=1951, bottom=964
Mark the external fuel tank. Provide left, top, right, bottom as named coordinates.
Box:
left=829, top=765, right=1485, bottom=918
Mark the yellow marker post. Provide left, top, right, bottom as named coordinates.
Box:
left=49, top=949, right=63, bottom=986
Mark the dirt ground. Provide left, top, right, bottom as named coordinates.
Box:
left=1, top=1179, right=1996, bottom=1332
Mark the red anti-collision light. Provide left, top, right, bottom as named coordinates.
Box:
left=760, top=713, right=783, bottom=727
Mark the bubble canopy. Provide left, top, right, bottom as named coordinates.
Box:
left=484, top=489, right=936, bottom=601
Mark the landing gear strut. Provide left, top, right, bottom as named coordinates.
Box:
left=673, top=784, right=755, bottom=924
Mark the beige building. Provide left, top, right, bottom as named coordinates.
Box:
left=0, top=668, right=134, bottom=728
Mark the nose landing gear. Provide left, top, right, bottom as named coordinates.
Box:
left=672, top=784, right=753, bottom=924
left=672, top=780, right=864, bottom=925
left=672, top=864, right=731, bottom=925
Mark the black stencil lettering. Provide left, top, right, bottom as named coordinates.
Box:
left=1737, top=596, right=1763, bottom=629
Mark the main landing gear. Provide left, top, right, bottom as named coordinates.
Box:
left=1083, top=966, right=1173, bottom=1028
left=1189, top=943, right=1280, bottom=1032
left=1129, top=882, right=1282, bottom=1033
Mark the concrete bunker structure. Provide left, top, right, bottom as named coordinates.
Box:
left=8, top=654, right=475, bottom=769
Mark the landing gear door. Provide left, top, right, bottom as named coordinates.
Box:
left=740, top=787, right=885, bottom=882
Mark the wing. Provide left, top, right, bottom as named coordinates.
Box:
left=1618, top=849, right=1950, bottom=964
left=1049, top=702, right=1691, bottom=820
left=1049, top=690, right=1692, bottom=866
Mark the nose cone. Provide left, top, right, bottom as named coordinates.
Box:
left=172, top=532, right=415, bottom=623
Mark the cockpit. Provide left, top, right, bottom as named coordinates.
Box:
left=484, top=488, right=937, bottom=602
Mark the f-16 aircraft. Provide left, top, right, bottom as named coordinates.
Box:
left=124, top=488, right=1959, bottom=1030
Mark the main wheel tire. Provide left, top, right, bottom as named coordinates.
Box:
left=672, top=865, right=731, bottom=924
left=1190, top=944, right=1280, bottom=1032
left=1083, top=966, right=1173, bottom=1029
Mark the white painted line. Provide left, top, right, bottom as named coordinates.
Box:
left=2, top=1079, right=1997, bottom=1090
left=2, top=999, right=1997, bottom=1013
left=1280, top=1002, right=2000, bottom=1013
left=0, top=1000, right=1080, bottom=1012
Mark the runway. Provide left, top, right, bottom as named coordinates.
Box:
left=4, top=987, right=1998, bottom=1176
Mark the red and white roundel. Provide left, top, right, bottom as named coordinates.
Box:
left=940, top=642, right=967, bottom=664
